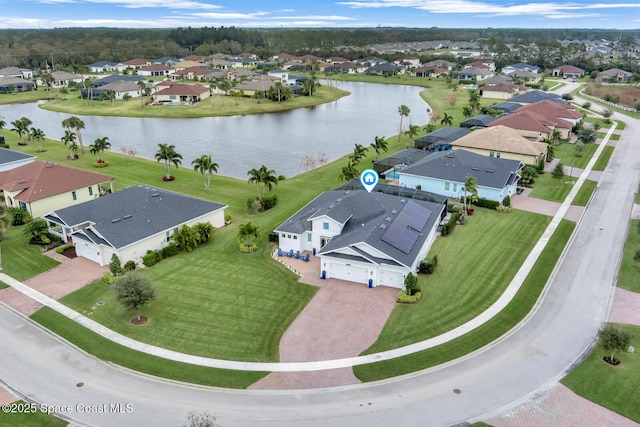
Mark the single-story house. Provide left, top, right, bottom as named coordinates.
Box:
left=88, top=61, right=125, bottom=73
left=516, top=100, right=583, bottom=127
left=0, top=148, right=35, bottom=172
left=233, top=75, right=280, bottom=97
left=45, top=185, right=227, bottom=267
left=487, top=110, right=568, bottom=140
left=509, top=69, right=543, bottom=84
left=267, top=69, right=289, bottom=83
left=153, top=83, right=210, bottom=104
left=551, top=65, right=585, bottom=79
left=275, top=189, right=446, bottom=288
left=0, top=161, right=114, bottom=218
left=415, top=65, right=448, bottom=78
left=137, top=64, right=176, bottom=77
left=123, top=58, right=149, bottom=70
left=422, top=60, right=457, bottom=71
left=450, top=125, right=548, bottom=166
left=484, top=101, right=522, bottom=115
left=458, top=67, right=493, bottom=81
left=398, top=149, right=523, bottom=203
left=509, top=90, right=566, bottom=105
left=97, top=80, right=142, bottom=100
left=325, top=62, right=359, bottom=74
left=365, top=63, right=401, bottom=77
left=0, top=77, right=35, bottom=94
left=598, top=68, right=633, bottom=83
left=460, top=114, right=498, bottom=129
left=415, top=127, right=471, bottom=151
left=93, top=74, right=146, bottom=88
left=479, top=82, right=528, bottom=100
left=501, top=63, right=540, bottom=75
left=50, top=71, right=84, bottom=88
left=0, top=67, right=34, bottom=79
left=152, top=57, right=181, bottom=67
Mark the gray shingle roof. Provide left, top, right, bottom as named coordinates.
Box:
left=415, top=127, right=471, bottom=145
left=48, top=185, right=226, bottom=249
left=399, top=149, right=523, bottom=190
left=460, top=114, right=498, bottom=128
left=509, top=90, right=565, bottom=104
left=0, top=148, right=35, bottom=166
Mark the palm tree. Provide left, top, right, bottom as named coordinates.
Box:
left=192, top=154, right=219, bottom=189
left=423, top=122, right=436, bottom=134
left=11, top=117, right=32, bottom=144
left=154, top=143, right=183, bottom=180
left=462, top=105, right=474, bottom=118
left=0, top=116, right=5, bottom=131
left=217, top=79, right=231, bottom=107
left=440, top=113, right=454, bottom=126
left=397, top=105, right=410, bottom=141
left=61, top=129, right=78, bottom=159
left=62, top=116, right=86, bottom=155
left=29, top=127, right=46, bottom=151
left=259, top=165, right=278, bottom=194
left=370, top=136, right=389, bottom=161
left=349, top=143, right=368, bottom=164
left=302, top=78, right=320, bottom=96
left=89, top=136, right=111, bottom=162
left=247, top=167, right=262, bottom=199
left=338, top=161, right=360, bottom=182
left=462, top=175, right=479, bottom=212
left=84, top=78, right=94, bottom=102
left=404, top=124, right=420, bottom=147
left=137, top=81, right=147, bottom=109
left=237, top=222, right=260, bottom=251
left=468, top=89, right=482, bottom=113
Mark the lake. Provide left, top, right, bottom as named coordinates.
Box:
left=0, top=81, right=429, bottom=180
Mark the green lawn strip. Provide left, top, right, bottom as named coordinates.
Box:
left=592, top=146, right=615, bottom=171
left=553, top=142, right=598, bottom=169
left=598, top=132, right=620, bottom=141
left=529, top=173, right=573, bottom=203
left=1, top=226, right=59, bottom=281
left=0, top=281, right=8, bottom=289
left=0, top=400, right=67, bottom=427
left=355, top=220, right=575, bottom=381
left=561, top=323, right=640, bottom=423
left=0, top=90, right=51, bottom=105
left=617, top=219, right=640, bottom=293
left=571, top=179, right=598, bottom=207
left=30, top=307, right=266, bottom=388
left=39, top=87, right=349, bottom=118
left=361, top=209, right=550, bottom=353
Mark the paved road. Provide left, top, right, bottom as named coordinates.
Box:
left=1, top=82, right=639, bottom=426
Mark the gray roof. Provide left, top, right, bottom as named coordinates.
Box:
left=485, top=101, right=522, bottom=114
left=276, top=190, right=444, bottom=268
left=509, top=90, right=565, bottom=105
left=460, top=114, right=498, bottom=128
left=415, top=127, right=471, bottom=145
left=373, top=148, right=431, bottom=173
left=46, top=185, right=226, bottom=249
left=94, top=75, right=146, bottom=87
left=0, top=147, right=35, bottom=165
left=99, top=80, right=140, bottom=92
left=399, top=149, right=523, bottom=190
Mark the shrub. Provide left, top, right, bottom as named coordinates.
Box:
left=474, top=198, right=500, bottom=210
left=142, top=251, right=157, bottom=267
left=124, top=260, right=136, bottom=271
left=268, top=232, right=279, bottom=242
left=441, top=212, right=458, bottom=236
left=278, top=175, right=286, bottom=181
left=224, top=212, right=232, bottom=224
left=239, top=243, right=258, bottom=253
left=404, top=272, right=420, bottom=296
left=502, top=195, right=511, bottom=207
left=415, top=184, right=422, bottom=190
left=447, top=203, right=460, bottom=213
left=247, top=197, right=259, bottom=214
left=582, top=102, right=591, bottom=109
left=397, top=290, right=422, bottom=304
left=56, top=243, right=74, bottom=254
left=419, top=254, right=438, bottom=274
left=110, top=254, right=123, bottom=276
left=93, top=161, right=109, bottom=168
left=102, top=273, right=115, bottom=285
left=9, top=207, right=30, bottom=226
left=0, top=143, right=9, bottom=149
left=162, top=243, right=179, bottom=258
left=634, top=247, right=640, bottom=262
left=261, top=194, right=278, bottom=211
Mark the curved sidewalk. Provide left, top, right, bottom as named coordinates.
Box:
left=0, top=123, right=618, bottom=373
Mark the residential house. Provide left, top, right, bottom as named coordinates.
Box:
left=0, top=67, right=34, bottom=79
left=422, top=60, right=457, bottom=71
left=450, top=125, right=548, bottom=166
left=170, top=67, right=213, bottom=81
left=551, top=65, right=585, bottom=79
left=275, top=189, right=446, bottom=288
left=153, top=83, right=210, bottom=104
left=501, top=63, right=540, bottom=75
left=137, top=64, right=176, bottom=77
left=488, top=109, right=572, bottom=140
left=365, top=63, right=400, bottom=76
left=93, top=74, right=146, bottom=88
left=88, top=61, right=125, bottom=73
left=460, top=114, right=498, bottom=129
left=509, top=69, right=542, bottom=84
left=398, top=149, right=523, bottom=203
left=414, top=127, right=471, bottom=151
left=466, top=60, right=496, bottom=72
left=598, top=68, right=633, bottom=83
left=484, top=101, right=522, bottom=115
left=508, top=90, right=565, bottom=105
left=123, top=58, right=149, bottom=70
left=458, top=66, right=493, bottom=81
left=479, top=82, right=528, bottom=100
left=479, top=75, right=513, bottom=85
left=325, top=62, right=359, bottom=74
left=233, top=75, right=280, bottom=97
left=0, top=148, right=35, bottom=172
left=394, top=57, right=421, bottom=67
left=209, top=59, right=236, bottom=70
left=97, top=80, right=142, bottom=100
left=372, top=148, right=432, bottom=179
left=0, top=77, right=35, bottom=94
left=45, top=185, right=227, bottom=266
left=152, top=57, right=181, bottom=67
left=415, top=65, right=448, bottom=78
left=267, top=69, right=288, bottom=83
left=182, top=55, right=206, bottom=63
left=516, top=100, right=583, bottom=127
left=0, top=161, right=114, bottom=219
left=354, top=56, right=388, bottom=67
left=47, top=71, right=84, bottom=88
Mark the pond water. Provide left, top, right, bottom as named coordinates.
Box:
left=0, top=81, right=429, bottom=180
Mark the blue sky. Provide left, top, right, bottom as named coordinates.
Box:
left=1, top=0, right=638, bottom=29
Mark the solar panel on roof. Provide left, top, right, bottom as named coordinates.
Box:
left=380, top=201, right=432, bottom=254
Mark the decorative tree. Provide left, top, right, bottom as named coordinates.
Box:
left=192, top=154, right=219, bottom=189
left=237, top=222, right=260, bottom=253
left=61, top=116, right=86, bottom=155
left=397, top=104, right=410, bottom=142
left=370, top=136, right=389, bottom=161
left=112, top=272, right=157, bottom=323
left=551, top=162, right=565, bottom=186
left=598, top=325, right=633, bottom=365
left=155, top=143, right=183, bottom=181
left=109, top=253, right=123, bottom=276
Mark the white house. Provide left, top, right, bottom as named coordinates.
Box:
left=398, top=149, right=523, bottom=204
left=275, top=189, right=446, bottom=289
left=45, top=185, right=227, bottom=267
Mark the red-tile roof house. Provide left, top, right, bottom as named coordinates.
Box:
left=123, top=58, right=149, bottom=69
left=516, top=100, right=583, bottom=126
left=0, top=161, right=114, bottom=218
left=488, top=109, right=573, bottom=141
left=137, top=64, right=175, bottom=77
left=153, top=83, right=210, bottom=104
left=551, top=65, right=585, bottom=79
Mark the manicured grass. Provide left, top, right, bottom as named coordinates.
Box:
left=355, top=220, right=575, bottom=381
left=553, top=142, right=598, bottom=169
left=529, top=172, right=573, bottom=203
left=0, top=280, right=8, bottom=289
left=1, top=226, right=59, bottom=281
left=562, top=323, right=640, bottom=423
left=617, top=219, right=640, bottom=293
left=593, top=145, right=614, bottom=171
left=30, top=307, right=267, bottom=388
left=572, top=179, right=598, bottom=207
left=598, top=132, right=620, bottom=141
left=0, top=90, right=51, bottom=105
left=361, top=209, right=550, bottom=352
left=0, top=400, right=67, bottom=427
left=39, top=86, right=349, bottom=118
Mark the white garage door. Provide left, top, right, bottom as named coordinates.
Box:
left=379, top=269, right=405, bottom=289
left=328, top=262, right=368, bottom=284
left=74, top=241, right=102, bottom=265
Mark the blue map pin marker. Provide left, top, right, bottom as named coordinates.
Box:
left=360, top=169, right=379, bottom=194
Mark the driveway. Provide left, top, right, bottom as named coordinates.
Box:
left=252, top=252, right=398, bottom=390
left=0, top=250, right=107, bottom=316
left=511, top=187, right=584, bottom=222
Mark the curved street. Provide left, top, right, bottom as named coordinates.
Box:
left=0, top=82, right=639, bottom=426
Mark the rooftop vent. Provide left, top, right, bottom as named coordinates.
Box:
left=151, top=192, right=160, bottom=197
left=111, top=218, right=121, bottom=223
left=471, top=167, right=480, bottom=171
left=391, top=209, right=397, bottom=215
left=336, top=198, right=342, bottom=202
left=400, top=199, right=406, bottom=204
left=380, top=224, right=386, bottom=229
left=45, top=164, right=54, bottom=168
left=123, top=214, right=132, bottom=219
left=386, top=217, right=391, bottom=222
left=18, top=179, right=27, bottom=184
left=486, top=169, right=494, bottom=173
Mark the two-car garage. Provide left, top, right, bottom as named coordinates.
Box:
left=326, top=262, right=369, bottom=284
left=322, top=256, right=407, bottom=289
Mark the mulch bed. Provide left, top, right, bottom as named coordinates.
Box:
left=62, top=246, right=77, bottom=259
left=131, top=316, right=148, bottom=325
left=603, top=356, right=621, bottom=365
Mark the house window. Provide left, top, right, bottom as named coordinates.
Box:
left=88, top=186, right=93, bottom=196
left=489, top=151, right=495, bottom=157
left=453, top=183, right=457, bottom=192
left=293, top=235, right=297, bottom=240
left=173, top=227, right=178, bottom=234
left=72, top=191, right=77, bottom=201
left=307, top=234, right=312, bottom=242
left=287, top=234, right=291, bottom=239
left=323, top=222, right=329, bottom=230
left=281, top=233, right=286, bottom=238
left=166, top=231, right=170, bottom=242
left=496, top=152, right=501, bottom=158
left=444, top=182, right=450, bottom=191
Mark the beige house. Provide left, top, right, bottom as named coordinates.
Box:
left=153, top=83, right=210, bottom=104
left=45, top=186, right=227, bottom=266
left=0, top=161, right=114, bottom=218
left=450, top=125, right=548, bottom=166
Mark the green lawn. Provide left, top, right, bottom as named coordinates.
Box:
left=30, top=307, right=266, bottom=388
left=617, top=219, right=640, bottom=293
left=0, top=401, right=67, bottom=427
left=553, top=142, right=598, bottom=169
left=593, top=146, right=614, bottom=171
left=572, top=179, right=598, bottom=207
left=355, top=219, right=575, bottom=381
left=0, top=280, right=8, bottom=289
left=361, top=209, right=550, bottom=352
left=0, top=90, right=51, bottom=105
left=562, top=323, right=640, bottom=423
left=529, top=172, right=574, bottom=203
left=1, top=226, right=59, bottom=281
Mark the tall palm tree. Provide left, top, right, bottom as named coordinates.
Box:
left=404, top=124, right=420, bottom=147
left=237, top=222, right=260, bottom=249
left=462, top=105, right=473, bottom=118
left=155, top=143, right=183, bottom=180
left=349, top=143, right=368, bottom=164
left=370, top=136, right=389, bottom=161
left=29, top=127, right=46, bottom=151
left=440, top=113, right=454, bottom=127
left=192, top=154, right=219, bottom=189
left=0, top=116, right=5, bottom=131
left=137, top=81, right=147, bottom=109
left=462, top=175, right=479, bottom=212
left=468, top=90, right=482, bottom=114
left=259, top=165, right=278, bottom=194
left=11, top=117, right=32, bottom=144
left=59, top=87, right=69, bottom=101
left=247, top=167, right=262, bottom=199
left=338, top=161, right=360, bottom=182
left=397, top=105, right=410, bottom=142
left=62, top=116, right=86, bottom=155
left=61, top=130, right=79, bottom=159
left=89, top=136, right=111, bottom=162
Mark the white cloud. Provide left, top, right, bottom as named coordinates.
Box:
left=187, top=12, right=271, bottom=19
left=83, top=0, right=223, bottom=9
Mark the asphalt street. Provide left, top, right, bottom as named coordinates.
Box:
left=0, top=82, right=639, bottom=426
